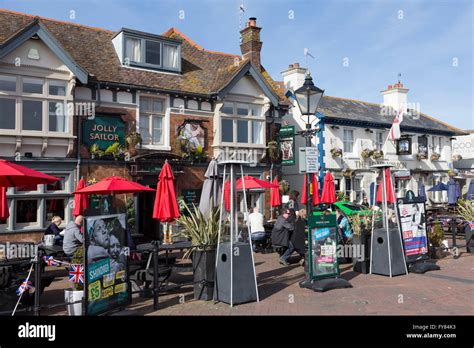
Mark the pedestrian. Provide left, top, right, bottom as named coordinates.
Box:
left=291, top=208, right=307, bottom=266
left=248, top=207, right=266, bottom=252
left=271, top=208, right=295, bottom=266
left=336, top=209, right=352, bottom=244
left=62, top=215, right=84, bottom=257
left=285, top=190, right=300, bottom=211
left=361, top=197, right=370, bottom=208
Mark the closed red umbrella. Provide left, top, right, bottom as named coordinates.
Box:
left=270, top=177, right=281, bottom=207
left=301, top=175, right=308, bottom=205
left=321, top=172, right=336, bottom=204
left=312, top=174, right=320, bottom=205
left=153, top=161, right=180, bottom=222
left=0, top=159, right=59, bottom=187
left=376, top=168, right=395, bottom=204
left=73, top=178, right=89, bottom=217
left=223, top=180, right=231, bottom=212
left=75, top=176, right=154, bottom=195
left=0, top=187, right=9, bottom=221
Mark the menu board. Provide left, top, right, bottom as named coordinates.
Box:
left=396, top=197, right=429, bottom=263
left=84, top=214, right=130, bottom=315
left=308, top=214, right=340, bottom=279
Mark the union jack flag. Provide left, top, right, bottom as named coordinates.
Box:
left=43, top=256, right=59, bottom=267
left=68, top=264, right=84, bottom=284
left=16, top=280, right=33, bottom=296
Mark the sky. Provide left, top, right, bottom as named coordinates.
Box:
left=1, top=0, right=472, bottom=130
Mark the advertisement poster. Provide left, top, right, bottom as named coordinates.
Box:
left=279, top=126, right=295, bottom=166
left=397, top=198, right=429, bottom=262
left=308, top=214, right=340, bottom=279
left=84, top=214, right=130, bottom=315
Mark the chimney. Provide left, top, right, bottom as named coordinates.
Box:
left=281, top=63, right=307, bottom=92
left=381, top=80, right=409, bottom=112
left=240, top=17, right=262, bottom=70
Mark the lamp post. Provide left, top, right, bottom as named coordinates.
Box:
left=293, top=73, right=324, bottom=217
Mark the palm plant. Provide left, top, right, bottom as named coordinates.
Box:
left=177, top=202, right=221, bottom=258
left=457, top=199, right=474, bottom=222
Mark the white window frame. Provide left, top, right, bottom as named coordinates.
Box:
left=220, top=101, right=265, bottom=147
left=138, top=96, right=170, bottom=150
left=342, top=128, right=355, bottom=154
left=375, top=131, right=384, bottom=151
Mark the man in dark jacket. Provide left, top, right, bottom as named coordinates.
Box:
left=272, top=209, right=295, bottom=265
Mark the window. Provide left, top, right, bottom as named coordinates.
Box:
left=0, top=75, right=16, bottom=91
left=49, top=81, right=66, bottom=96
left=49, top=101, right=68, bottom=132
left=44, top=198, right=66, bottom=225
left=46, top=176, right=66, bottom=192
left=344, top=178, right=352, bottom=197
left=376, top=131, right=384, bottom=151
left=343, top=129, right=354, bottom=153
left=220, top=102, right=264, bottom=145
left=23, top=78, right=43, bottom=94
left=139, top=97, right=165, bottom=146
left=22, top=100, right=43, bottom=131
left=0, top=98, right=16, bottom=129
left=16, top=199, right=38, bottom=224
left=397, top=137, right=412, bottom=155
left=16, top=184, right=38, bottom=193
left=123, top=34, right=181, bottom=72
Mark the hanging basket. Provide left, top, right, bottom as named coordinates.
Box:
left=371, top=150, right=384, bottom=159
left=331, top=148, right=342, bottom=158
left=430, top=153, right=440, bottom=161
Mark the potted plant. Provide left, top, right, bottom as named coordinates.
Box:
left=267, top=141, right=279, bottom=163
left=457, top=199, right=474, bottom=253
left=416, top=153, right=427, bottom=161
left=330, top=147, right=342, bottom=158
left=430, top=152, right=440, bottom=161
left=177, top=202, right=220, bottom=301
left=360, top=149, right=373, bottom=160
left=371, top=150, right=384, bottom=159
left=90, top=143, right=104, bottom=159
left=428, top=220, right=446, bottom=259
left=349, top=213, right=372, bottom=274
left=64, top=248, right=84, bottom=316
left=279, top=179, right=290, bottom=195
left=105, top=142, right=124, bottom=160
left=336, top=191, right=345, bottom=202
left=125, top=132, right=142, bottom=157
left=452, top=154, right=463, bottom=161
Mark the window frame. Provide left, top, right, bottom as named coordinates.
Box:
left=123, top=34, right=181, bottom=72
left=375, top=131, right=384, bottom=151
left=220, top=101, right=265, bottom=146
left=138, top=96, right=168, bottom=148
left=342, top=128, right=355, bottom=154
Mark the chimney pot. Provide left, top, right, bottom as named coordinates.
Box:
left=249, top=17, right=257, bottom=27
left=289, top=64, right=294, bottom=69
left=388, top=85, right=392, bottom=90
left=294, top=62, right=300, bottom=68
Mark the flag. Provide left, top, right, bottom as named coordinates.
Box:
left=304, top=48, right=315, bottom=59
left=68, top=264, right=84, bottom=284
left=16, top=280, right=33, bottom=296
left=389, top=106, right=405, bottom=142
left=43, top=256, right=59, bottom=267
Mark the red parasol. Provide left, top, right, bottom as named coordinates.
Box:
left=223, top=180, right=231, bottom=212
left=73, top=178, right=89, bottom=217
left=0, top=159, right=59, bottom=187
left=312, top=174, right=320, bottom=205
left=321, top=172, right=337, bottom=204
left=153, top=161, right=180, bottom=222
left=376, top=168, right=395, bottom=204
left=301, top=175, right=308, bottom=205
left=236, top=176, right=278, bottom=190
left=0, top=187, right=9, bottom=221
left=270, top=177, right=281, bottom=207
left=75, top=176, right=154, bottom=195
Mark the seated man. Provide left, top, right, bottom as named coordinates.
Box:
left=248, top=207, right=266, bottom=252
left=63, top=215, right=84, bottom=257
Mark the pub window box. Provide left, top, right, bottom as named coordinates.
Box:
left=371, top=150, right=384, bottom=159
left=430, top=152, right=441, bottom=161
left=416, top=153, right=428, bottom=161
left=330, top=147, right=342, bottom=158
left=396, top=137, right=412, bottom=155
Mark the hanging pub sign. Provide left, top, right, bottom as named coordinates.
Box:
left=396, top=194, right=429, bottom=263
left=308, top=214, right=340, bottom=279
left=279, top=125, right=295, bottom=166
left=84, top=213, right=131, bottom=315
left=82, top=115, right=125, bottom=150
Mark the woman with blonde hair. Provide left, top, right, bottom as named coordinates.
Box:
left=45, top=216, right=63, bottom=245
left=290, top=208, right=308, bottom=266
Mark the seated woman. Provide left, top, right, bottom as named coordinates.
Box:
left=44, top=216, right=64, bottom=245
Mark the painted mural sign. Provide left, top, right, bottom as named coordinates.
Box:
left=83, top=115, right=125, bottom=150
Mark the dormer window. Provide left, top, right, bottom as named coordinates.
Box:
left=115, top=29, right=181, bottom=73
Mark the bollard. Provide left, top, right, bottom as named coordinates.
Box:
left=33, top=254, right=41, bottom=316
left=153, top=241, right=159, bottom=311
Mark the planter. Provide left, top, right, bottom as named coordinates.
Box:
left=192, top=249, right=216, bottom=301
left=428, top=246, right=445, bottom=259
left=64, top=289, right=84, bottom=316
left=352, top=230, right=371, bottom=274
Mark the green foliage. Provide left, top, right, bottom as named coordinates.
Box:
left=336, top=191, right=345, bottom=202
left=348, top=213, right=373, bottom=236
left=177, top=202, right=221, bottom=257
left=267, top=141, right=279, bottom=163
left=70, top=248, right=84, bottom=291
left=279, top=180, right=290, bottom=195
left=125, top=132, right=142, bottom=148
left=90, top=143, right=104, bottom=158
left=457, top=199, right=474, bottom=222
left=428, top=221, right=445, bottom=248
left=126, top=197, right=136, bottom=234
left=104, top=142, right=124, bottom=159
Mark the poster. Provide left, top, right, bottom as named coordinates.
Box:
left=308, top=214, right=340, bottom=279
left=84, top=214, right=130, bottom=315
left=397, top=197, right=429, bottom=262
left=279, top=126, right=295, bottom=166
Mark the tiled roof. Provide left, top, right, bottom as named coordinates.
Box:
left=0, top=9, right=287, bottom=104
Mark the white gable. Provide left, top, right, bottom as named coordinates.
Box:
left=228, top=75, right=265, bottom=99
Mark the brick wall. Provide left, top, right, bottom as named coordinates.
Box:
left=0, top=231, right=43, bottom=243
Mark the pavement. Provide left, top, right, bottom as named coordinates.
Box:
left=39, top=237, right=474, bottom=316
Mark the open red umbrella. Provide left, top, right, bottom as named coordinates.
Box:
left=0, top=159, right=59, bottom=187
left=73, top=178, right=89, bottom=217
left=301, top=175, right=308, bottom=205
left=0, top=187, right=9, bottom=221
left=321, top=172, right=337, bottom=204
left=153, top=161, right=180, bottom=222
left=270, top=177, right=281, bottom=207
left=75, top=176, right=154, bottom=195
left=236, top=176, right=278, bottom=190
left=312, top=174, right=320, bottom=205
left=376, top=168, right=395, bottom=204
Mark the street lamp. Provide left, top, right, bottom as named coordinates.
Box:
left=293, top=73, right=324, bottom=216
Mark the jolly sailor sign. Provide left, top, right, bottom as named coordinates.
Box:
left=82, top=115, right=125, bottom=150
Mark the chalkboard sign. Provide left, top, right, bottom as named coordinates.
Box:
left=84, top=213, right=131, bottom=315
left=308, top=214, right=340, bottom=279
left=182, top=189, right=201, bottom=207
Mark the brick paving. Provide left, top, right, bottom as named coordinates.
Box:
left=39, top=238, right=474, bottom=316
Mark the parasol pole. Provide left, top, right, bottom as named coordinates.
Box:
left=369, top=174, right=377, bottom=275
left=270, top=163, right=273, bottom=220
left=230, top=164, right=234, bottom=307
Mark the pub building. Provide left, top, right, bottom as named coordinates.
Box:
left=282, top=64, right=467, bottom=204
left=0, top=10, right=289, bottom=242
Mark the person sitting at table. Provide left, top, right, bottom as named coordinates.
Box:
left=63, top=215, right=84, bottom=257
left=248, top=207, right=266, bottom=252
left=45, top=216, right=63, bottom=246
left=272, top=208, right=295, bottom=266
